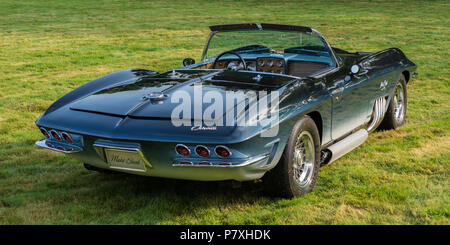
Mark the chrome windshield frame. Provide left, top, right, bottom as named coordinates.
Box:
left=200, top=25, right=340, bottom=70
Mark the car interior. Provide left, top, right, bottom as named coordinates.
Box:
left=193, top=53, right=332, bottom=77
left=190, top=41, right=336, bottom=77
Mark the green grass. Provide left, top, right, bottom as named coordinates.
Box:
left=0, top=0, right=449, bottom=224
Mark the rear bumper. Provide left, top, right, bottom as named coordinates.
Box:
left=35, top=139, right=82, bottom=153
left=35, top=137, right=278, bottom=181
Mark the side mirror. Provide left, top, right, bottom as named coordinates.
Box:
left=350, top=64, right=360, bottom=74
left=183, top=58, right=195, bottom=67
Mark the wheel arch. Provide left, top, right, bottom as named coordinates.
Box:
left=306, top=111, right=323, bottom=144
left=402, top=70, right=410, bottom=84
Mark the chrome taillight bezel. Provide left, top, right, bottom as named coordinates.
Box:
left=40, top=127, right=50, bottom=139
left=175, top=144, right=191, bottom=157
left=61, top=132, right=73, bottom=144
left=49, top=130, right=61, bottom=141
left=195, top=145, right=210, bottom=158
left=214, top=145, right=232, bottom=158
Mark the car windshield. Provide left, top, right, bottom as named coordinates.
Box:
left=205, top=30, right=333, bottom=62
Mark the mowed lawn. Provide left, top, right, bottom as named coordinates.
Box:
left=0, top=0, right=449, bottom=224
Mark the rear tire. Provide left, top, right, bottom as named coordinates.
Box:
left=263, top=115, right=321, bottom=198
left=379, top=74, right=407, bottom=130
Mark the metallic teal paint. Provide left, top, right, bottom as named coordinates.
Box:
left=35, top=24, right=416, bottom=181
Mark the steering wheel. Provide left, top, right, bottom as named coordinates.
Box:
left=212, top=51, right=247, bottom=70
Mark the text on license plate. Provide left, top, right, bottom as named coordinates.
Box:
left=105, top=148, right=147, bottom=172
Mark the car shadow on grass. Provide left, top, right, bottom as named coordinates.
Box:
left=2, top=145, right=280, bottom=224
left=89, top=170, right=267, bottom=200
left=39, top=167, right=277, bottom=223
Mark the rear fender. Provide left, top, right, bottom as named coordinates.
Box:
left=42, top=69, right=158, bottom=116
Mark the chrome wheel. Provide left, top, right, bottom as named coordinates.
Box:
left=393, top=82, right=405, bottom=123
left=293, top=131, right=315, bottom=186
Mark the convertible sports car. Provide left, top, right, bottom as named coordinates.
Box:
left=36, top=23, right=417, bottom=197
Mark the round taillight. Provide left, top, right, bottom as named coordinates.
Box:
left=195, top=145, right=210, bottom=158
left=50, top=130, right=61, bottom=141
left=61, top=132, right=73, bottom=144
left=175, top=144, right=190, bottom=157
left=215, top=145, right=231, bottom=158
left=40, top=127, right=50, bottom=139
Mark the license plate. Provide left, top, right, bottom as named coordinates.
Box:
left=105, top=148, right=147, bottom=172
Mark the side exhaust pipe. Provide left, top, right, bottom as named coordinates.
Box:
left=326, top=129, right=368, bottom=164
left=367, top=97, right=387, bottom=132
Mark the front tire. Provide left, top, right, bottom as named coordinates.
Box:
left=263, top=115, right=321, bottom=198
left=379, top=74, right=407, bottom=130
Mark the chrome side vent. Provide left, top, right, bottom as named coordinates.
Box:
left=367, top=97, right=387, bottom=132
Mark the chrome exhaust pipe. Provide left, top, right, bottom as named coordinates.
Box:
left=326, top=129, right=368, bottom=164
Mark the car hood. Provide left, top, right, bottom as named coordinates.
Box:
left=69, top=69, right=294, bottom=121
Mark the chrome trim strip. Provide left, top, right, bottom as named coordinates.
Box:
left=199, top=161, right=213, bottom=166
left=202, top=31, right=216, bottom=61
left=238, top=69, right=300, bottom=79
left=311, top=29, right=340, bottom=69
left=35, top=139, right=81, bottom=154
left=92, top=143, right=139, bottom=151
left=180, top=161, right=194, bottom=165
left=174, top=68, right=302, bottom=79
left=108, top=166, right=146, bottom=172
left=172, top=154, right=269, bottom=168
left=313, top=66, right=339, bottom=78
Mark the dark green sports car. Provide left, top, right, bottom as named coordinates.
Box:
left=36, top=23, right=417, bottom=197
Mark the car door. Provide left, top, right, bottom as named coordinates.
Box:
left=325, top=66, right=372, bottom=140
left=361, top=49, right=405, bottom=107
